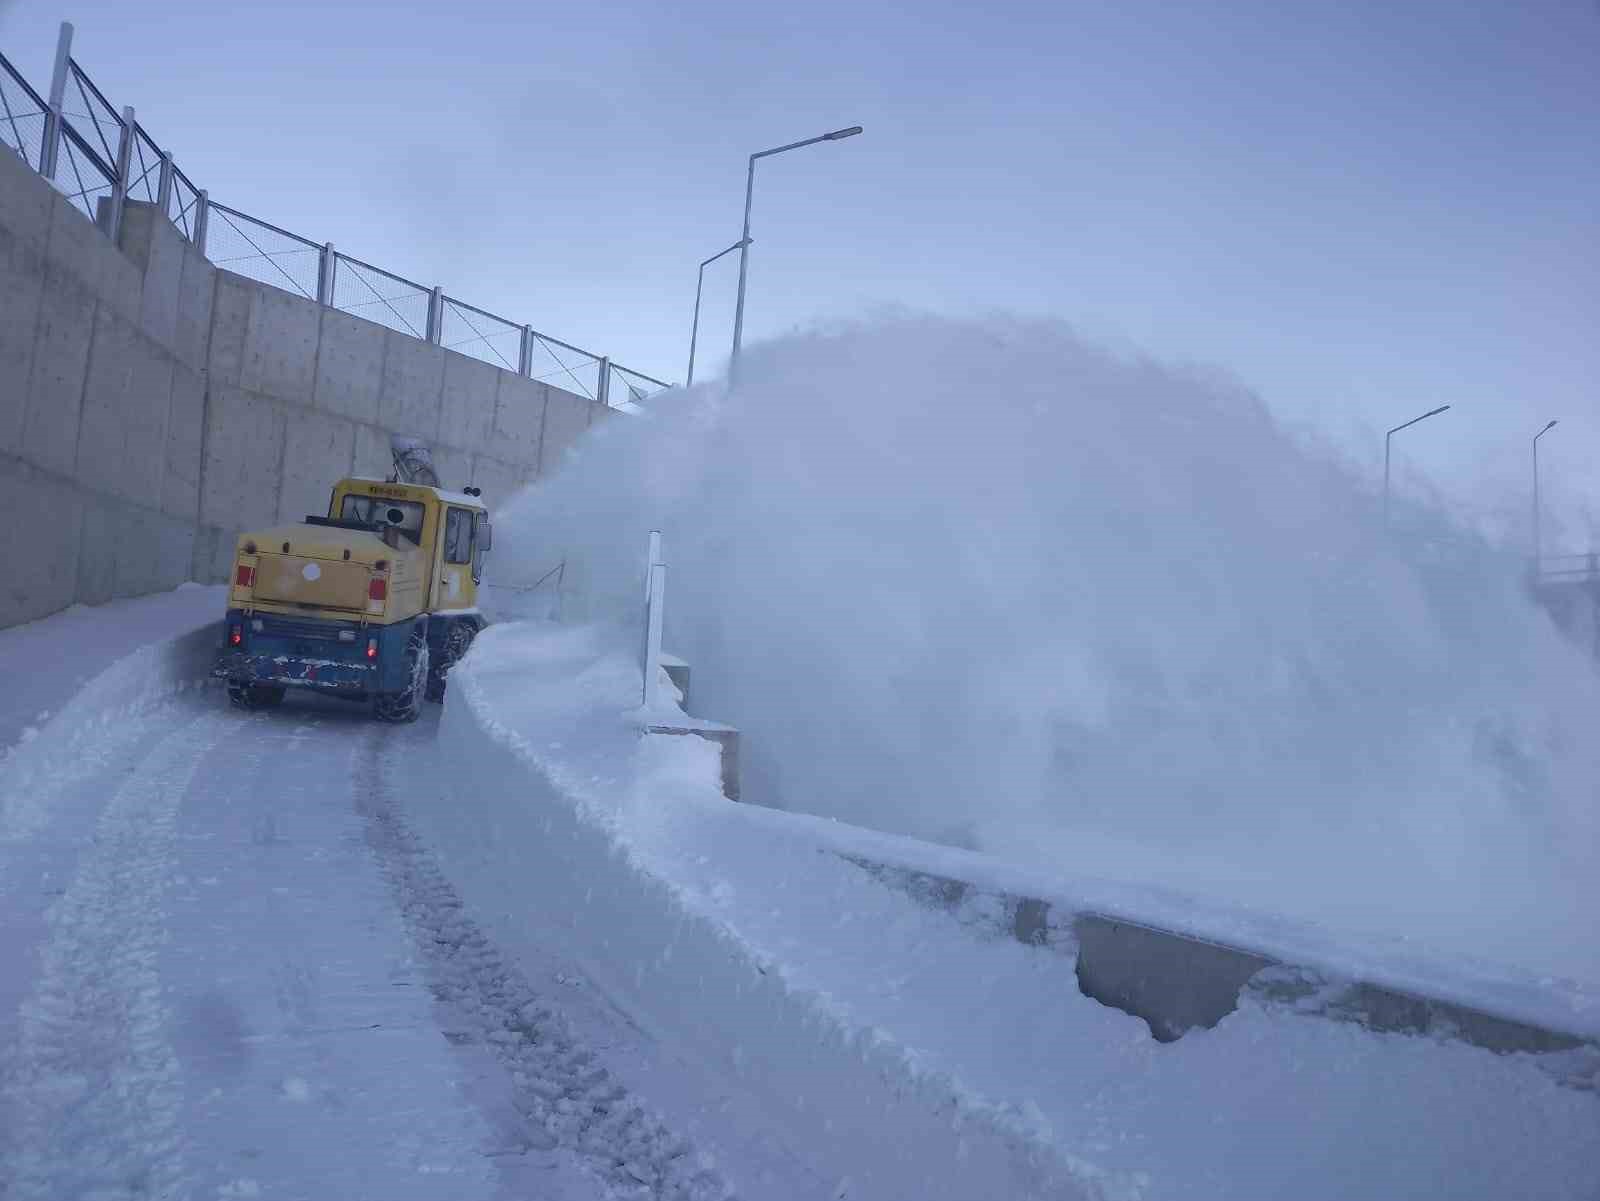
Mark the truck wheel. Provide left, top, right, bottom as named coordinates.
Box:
left=374, top=631, right=428, bottom=724
left=228, top=682, right=285, bottom=710
left=425, top=622, right=475, bottom=703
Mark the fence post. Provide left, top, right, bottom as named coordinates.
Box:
left=39, top=21, right=72, bottom=179
left=192, top=188, right=209, bottom=257
left=317, top=243, right=336, bottom=306
left=156, top=150, right=173, bottom=212
left=107, top=105, right=135, bottom=243
left=518, top=325, right=533, bottom=377
left=596, top=356, right=610, bottom=408
left=427, top=286, right=443, bottom=344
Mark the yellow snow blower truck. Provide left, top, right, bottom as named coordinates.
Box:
left=212, top=440, right=492, bottom=722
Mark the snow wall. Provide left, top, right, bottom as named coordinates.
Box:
left=0, top=616, right=218, bottom=842
left=493, top=315, right=1600, bottom=989
left=405, top=622, right=1598, bottom=1200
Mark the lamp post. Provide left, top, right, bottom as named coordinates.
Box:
left=686, top=240, right=746, bottom=387
left=1533, top=419, right=1559, bottom=569
left=729, top=125, right=863, bottom=384
left=1383, top=404, right=1451, bottom=526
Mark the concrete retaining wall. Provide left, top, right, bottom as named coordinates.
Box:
left=0, top=145, right=610, bottom=629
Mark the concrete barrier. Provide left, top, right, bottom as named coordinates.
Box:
left=845, top=856, right=1597, bottom=1091
left=0, top=142, right=612, bottom=630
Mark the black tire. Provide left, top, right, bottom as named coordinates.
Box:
left=228, top=682, right=285, bottom=710
left=374, top=630, right=429, bottom=724
left=425, top=621, right=475, bottom=703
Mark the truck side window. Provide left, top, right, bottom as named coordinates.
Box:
left=444, top=508, right=473, bottom=565
left=472, top=513, right=492, bottom=583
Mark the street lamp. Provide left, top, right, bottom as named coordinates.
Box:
left=686, top=239, right=747, bottom=387
left=1383, top=404, right=1451, bottom=525
left=1533, top=419, right=1559, bottom=568
left=729, top=125, right=863, bottom=383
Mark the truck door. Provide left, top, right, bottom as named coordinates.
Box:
left=440, top=506, right=477, bottom=610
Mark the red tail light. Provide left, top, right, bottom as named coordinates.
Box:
left=235, top=564, right=255, bottom=588
left=368, top=577, right=387, bottom=602
left=229, top=623, right=242, bottom=647
left=366, top=638, right=378, bottom=660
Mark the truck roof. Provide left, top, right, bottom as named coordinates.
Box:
left=342, top=477, right=490, bottom=510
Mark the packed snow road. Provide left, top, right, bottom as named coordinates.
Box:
left=0, top=669, right=778, bottom=1197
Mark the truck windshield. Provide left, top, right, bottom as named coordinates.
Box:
left=340, top=495, right=425, bottom=545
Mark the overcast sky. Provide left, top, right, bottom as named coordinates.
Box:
left=3, top=0, right=1595, bottom=545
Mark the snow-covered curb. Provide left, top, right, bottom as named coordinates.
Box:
left=0, top=622, right=219, bottom=842
left=420, top=670, right=1093, bottom=1197
left=411, top=622, right=1599, bottom=1201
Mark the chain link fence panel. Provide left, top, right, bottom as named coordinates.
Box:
left=126, top=122, right=161, bottom=206
left=64, top=60, right=122, bottom=176
left=331, top=253, right=430, bottom=339
left=168, top=164, right=200, bottom=240
left=207, top=202, right=319, bottom=298
left=440, top=297, right=521, bottom=373
left=0, top=52, right=48, bottom=171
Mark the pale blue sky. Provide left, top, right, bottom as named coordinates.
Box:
left=3, top=0, right=1595, bottom=543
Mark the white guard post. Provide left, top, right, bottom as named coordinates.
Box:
left=642, top=562, right=666, bottom=708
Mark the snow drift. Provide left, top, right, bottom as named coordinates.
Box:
left=409, top=620, right=1599, bottom=1200
left=494, top=316, right=1600, bottom=985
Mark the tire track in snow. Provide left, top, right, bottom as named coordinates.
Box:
left=1, top=712, right=227, bottom=1200
left=359, top=729, right=737, bottom=1201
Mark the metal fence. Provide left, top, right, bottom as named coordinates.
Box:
left=0, top=24, right=670, bottom=405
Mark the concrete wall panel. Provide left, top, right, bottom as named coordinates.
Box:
left=19, top=271, right=94, bottom=477
left=110, top=505, right=166, bottom=600
left=379, top=331, right=444, bottom=441
left=119, top=202, right=185, bottom=349
left=239, top=282, right=319, bottom=404
left=539, top=390, right=593, bottom=478
left=76, top=499, right=118, bottom=605
left=173, top=243, right=215, bottom=373
left=76, top=309, right=173, bottom=509
left=206, top=271, right=251, bottom=387
left=493, top=373, right=547, bottom=466
left=440, top=352, right=499, bottom=454
left=353, top=423, right=394, bottom=482
left=312, top=308, right=384, bottom=424
left=0, top=133, right=53, bottom=255
left=192, top=525, right=235, bottom=587
left=467, top=453, right=525, bottom=508
left=0, top=455, right=82, bottom=625
left=163, top=364, right=204, bottom=519
left=431, top=447, right=471, bottom=495
left=277, top=409, right=355, bottom=524
left=156, top=515, right=196, bottom=590
left=0, top=227, right=45, bottom=453
left=200, top=385, right=287, bottom=534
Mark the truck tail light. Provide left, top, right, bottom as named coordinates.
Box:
left=368, top=577, right=387, bottom=602
left=366, top=637, right=378, bottom=660
left=229, top=623, right=242, bottom=647
left=235, top=564, right=255, bottom=588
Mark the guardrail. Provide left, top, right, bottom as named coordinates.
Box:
left=0, top=24, right=671, bottom=406
left=1538, top=553, right=1600, bottom=584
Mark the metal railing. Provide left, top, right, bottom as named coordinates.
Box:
left=1537, top=553, right=1600, bottom=584
left=1, top=25, right=671, bottom=405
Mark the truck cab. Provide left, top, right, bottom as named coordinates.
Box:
left=213, top=475, right=493, bottom=722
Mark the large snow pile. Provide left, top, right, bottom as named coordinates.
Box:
left=410, top=619, right=1599, bottom=1200
left=495, top=317, right=1600, bottom=985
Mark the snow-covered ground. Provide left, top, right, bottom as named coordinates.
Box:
left=2, top=590, right=1595, bottom=1200
left=0, top=592, right=760, bottom=1199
